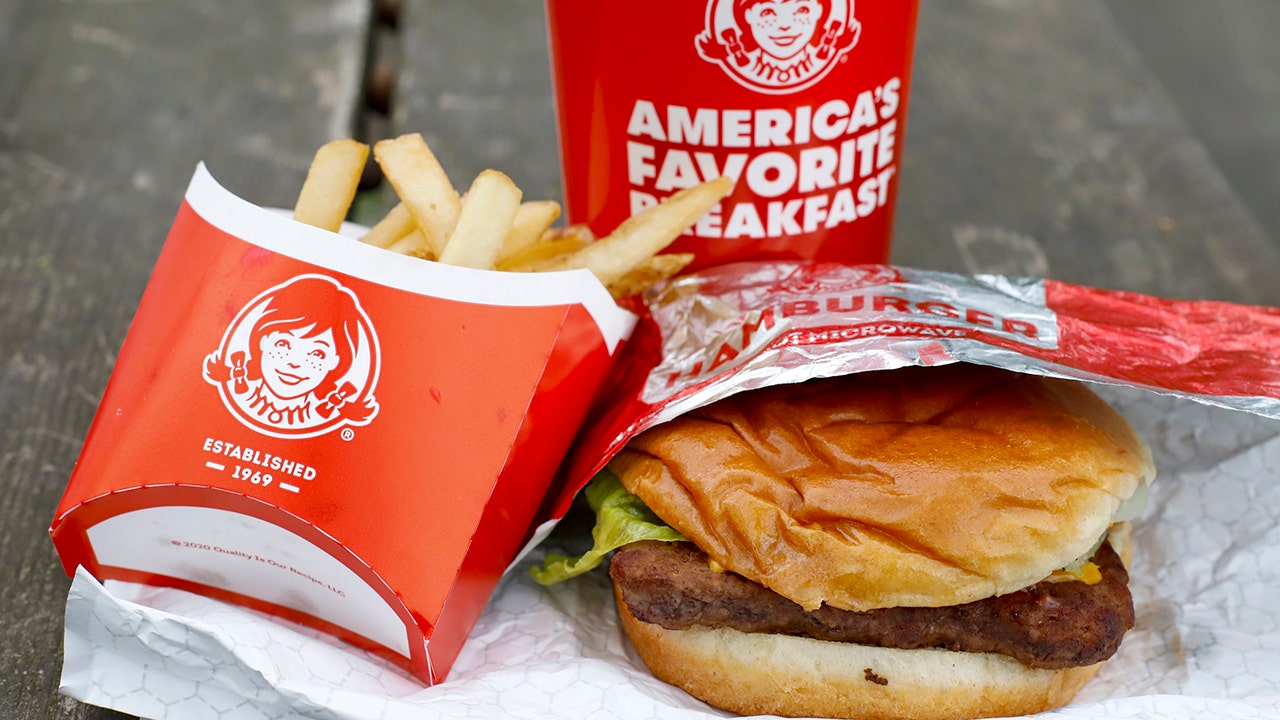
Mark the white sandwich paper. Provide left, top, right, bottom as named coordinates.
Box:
left=61, top=384, right=1280, bottom=719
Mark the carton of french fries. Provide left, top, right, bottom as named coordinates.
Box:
left=49, top=134, right=732, bottom=684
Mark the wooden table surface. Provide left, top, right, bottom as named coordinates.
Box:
left=3, top=1, right=1278, bottom=718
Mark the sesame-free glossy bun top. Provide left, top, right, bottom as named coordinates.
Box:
left=609, top=363, right=1154, bottom=612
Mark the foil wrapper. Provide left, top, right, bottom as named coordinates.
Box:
left=643, top=261, right=1280, bottom=420
left=557, top=262, right=1280, bottom=512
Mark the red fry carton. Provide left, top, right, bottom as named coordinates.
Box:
left=49, top=164, right=637, bottom=684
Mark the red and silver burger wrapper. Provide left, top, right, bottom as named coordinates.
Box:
left=554, top=260, right=1280, bottom=518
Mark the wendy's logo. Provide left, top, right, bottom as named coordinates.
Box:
left=696, top=0, right=860, bottom=95
left=203, top=274, right=380, bottom=439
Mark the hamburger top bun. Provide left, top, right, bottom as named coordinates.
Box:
left=609, top=363, right=1154, bottom=612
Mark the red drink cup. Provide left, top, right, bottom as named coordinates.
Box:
left=546, top=0, right=920, bottom=272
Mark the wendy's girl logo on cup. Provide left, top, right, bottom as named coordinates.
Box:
left=203, top=274, right=380, bottom=439
left=696, top=0, right=859, bottom=94
left=546, top=0, right=920, bottom=272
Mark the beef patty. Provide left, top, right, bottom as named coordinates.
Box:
left=610, top=540, right=1134, bottom=669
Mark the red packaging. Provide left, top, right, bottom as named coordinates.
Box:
left=553, top=261, right=1280, bottom=516
left=49, top=164, right=636, bottom=684
left=545, top=0, right=920, bottom=272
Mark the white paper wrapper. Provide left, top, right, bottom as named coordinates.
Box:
left=61, top=383, right=1280, bottom=719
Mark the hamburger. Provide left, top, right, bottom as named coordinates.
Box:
left=542, top=363, right=1154, bottom=720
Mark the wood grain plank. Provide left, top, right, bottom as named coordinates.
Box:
left=390, top=0, right=562, bottom=204
left=0, top=1, right=372, bottom=718
left=1106, top=0, right=1280, bottom=260
left=893, top=0, right=1280, bottom=305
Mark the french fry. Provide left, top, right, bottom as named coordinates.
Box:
left=540, top=224, right=596, bottom=244
left=496, top=229, right=594, bottom=272
left=536, top=176, right=733, bottom=285
left=437, top=170, right=523, bottom=269
left=495, top=200, right=562, bottom=265
left=385, top=229, right=435, bottom=260
left=359, top=203, right=416, bottom=249
left=293, top=139, right=369, bottom=232
left=299, top=133, right=710, bottom=297
left=606, top=253, right=695, bottom=299
left=373, top=133, right=460, bottom=258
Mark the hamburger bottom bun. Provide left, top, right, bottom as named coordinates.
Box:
left=615, top=593, right=1098, bottom=720
left=613, top=528, right=1133, bottom=720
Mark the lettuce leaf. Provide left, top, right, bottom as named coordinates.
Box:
left=530, top=469, right=686, bottom=585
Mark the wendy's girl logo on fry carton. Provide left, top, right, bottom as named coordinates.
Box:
left=203, top=274, right=380, bottom=438
left=50, top=163, right=637, bottom=685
